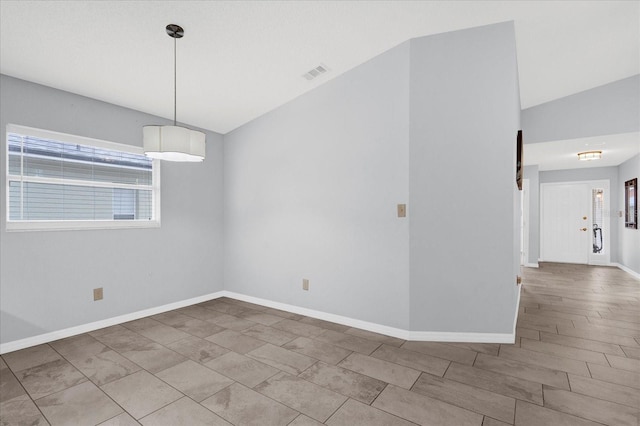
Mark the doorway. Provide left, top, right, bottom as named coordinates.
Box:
left=540, top=180, right=610, bottom=265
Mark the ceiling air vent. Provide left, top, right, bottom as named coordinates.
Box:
left=302, top=64, right=329, bottom=81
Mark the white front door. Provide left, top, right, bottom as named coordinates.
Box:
left=541, top=183, right=591, bottom=264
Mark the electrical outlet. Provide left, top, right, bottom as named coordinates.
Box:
left=302, top=279, right=309, bottom=291
left=397, top=204, right=406, bottom=217
left=93, top=287, right=103, bottom=301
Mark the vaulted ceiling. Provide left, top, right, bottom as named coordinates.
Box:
left=1, top=1, right=637, bottom=136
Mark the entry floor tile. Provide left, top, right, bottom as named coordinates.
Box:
left=100, top=370, right=182, bottom=419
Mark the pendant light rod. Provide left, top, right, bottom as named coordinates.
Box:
left=166, top=24, right=184, bottom=126
left=173, top=33, right=177, bottom=125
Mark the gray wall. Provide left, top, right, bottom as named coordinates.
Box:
left=523, top=165, right=540, bottom=264
left=618, top=154, right=640, bottom=273
left=522, top=75, right=640, bottom=144
left=409, top=22, right=521, bottom=333
left=224, top=42, right=412, bottom=329
left=0, top=75, right=225, bottom=344
left=539, top=166, right=619, bottom=263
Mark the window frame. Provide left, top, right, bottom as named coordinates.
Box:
left=5, top=124, right=161, bottom=232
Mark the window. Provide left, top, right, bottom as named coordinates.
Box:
left=6, top=124, right=160, bottom=231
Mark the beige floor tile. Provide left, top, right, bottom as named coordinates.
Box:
left=371, top=344, right=450, bottom=376
left=571, top=321, right=640, bottom=339
left=444, top=362, right=543, bottom=405
left=203, top=301, right=250, bottom=316
left=119, top=343, right=186, bottom=373
left=516, top=320, right=558, bottom=334
left=0, top=395, right=49, bottom=426
left=254, top=372, right=347, bottom=422
left=540, top=332, right=627, bottom=356
left=288, top=414, right=325, bottom=425
left=412, top=373, right=515, bottom=423
left=514, top=400, right=602, bottom=425
left=621, top=345, right=640, bottom=359
left=204, top=351, right=280, bottom=387
left=543, top=386, right=639, bottom=426
left=17, top=358, right=87, bottom=399
left=98, top=412, right=140, bottom=425
left=605, top=354, right=640, bottom=372
left=246, top=343, right=317, bottom=375
left=67, top=349, right=141, bottom=386
left=0, top=364, right=27, bottom=403
left=372, top=384, right=483, bottom=425
left=208, top=314, right=258, bottom=331
left=518, top=312, right=574, bottom=327
left=238, top=311, right=285, bottom=326
left=298, top=317, right=350, bottom=333
left=50, top=333, right=110, bottom=359
left=315, top=330, right=381, bottom=355
left=2, top=344, right=62, bottom=372
left=587, top=316, right=640, bottom=332
left=178, top=305, right=228, bottom=321
left=261, top=307, right=304, bottom=320
left=36, top=381, right=122, bottom=425
left=140, top=396, right=231, bottom=426
left=155, top=360, right=234, bottom=402
left=242, top=324, right=298, bottom=346
left=474, top=353, right=569, bottom=389
left=326, top=398, right=414, bottom=426
left=165, top=335, right=229, bottom=364
left=343, top=328, right=405, bottom=347
left=95, top=329, right=155, bottom=353
left=299, top=362, right=386, bottom=404
left=283, top=337, right=352, bottom=365
left=482, top=417, right=511, bottom=426
left=401, top=341, right=477, bottom=365
left=271, top=319, right=327, bottom=338
left=499, top=345, right=590, bottom=376
left=443, top=342, right=500, bottom=356
left=202, top=382, right=298, bottom=426
left=556, top=325, right=639, bottom=346
left=206, top=329, right=267, bottom=354
left=151, top=311, right=194, bottom=327
left=519, top=338, right=609, bottom=365
left=515, top=327, right=540, bottom=341
left=587, top=363, right=640, bottom=389
left=174, top=318, right=226, bottom=339
left=100, top=370, right=182, bottom=419
left=338, top=352, right=420, bottom=389
left=568, top=374, right=640, bottom=408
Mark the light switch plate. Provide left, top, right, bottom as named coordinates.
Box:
left=397, top=204, right=406, bottom=218
left=302, top=279, right=309, bottom=291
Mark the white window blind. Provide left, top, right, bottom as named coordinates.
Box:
left=6, top=124, right=160, bottom=231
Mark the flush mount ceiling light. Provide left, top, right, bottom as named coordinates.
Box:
left=143, top=24, right=205, bottom=162
left=577, top=150, right=602, bottom=161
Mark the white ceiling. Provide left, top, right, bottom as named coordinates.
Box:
left=0, top=1, right=638, bottom=135
left=525, top=132, right=640, bottom=171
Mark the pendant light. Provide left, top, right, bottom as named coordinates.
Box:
left=143, top=24, right=205, bottom=162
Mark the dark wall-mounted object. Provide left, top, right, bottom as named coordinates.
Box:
left=625, top=178, right=637, bottom=229
left=516, top=130, right=523, bottom=191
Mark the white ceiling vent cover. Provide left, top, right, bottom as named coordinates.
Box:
left=302, top=64, right=329, bottom=81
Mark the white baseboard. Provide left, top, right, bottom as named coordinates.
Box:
left=0, top=291, right=225, bottom=354
left=223, top=291, right=516, bottom=344
left=611, top=263, right=640, bottom=280
left=524, top=263, right=539, bottom=268
left=1, top=289, right=519, bottom=354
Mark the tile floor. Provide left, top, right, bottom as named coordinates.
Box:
left=1, top=263, right=638, bottom=425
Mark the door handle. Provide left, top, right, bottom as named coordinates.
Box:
left=580, top=227, right=587, bottom=231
